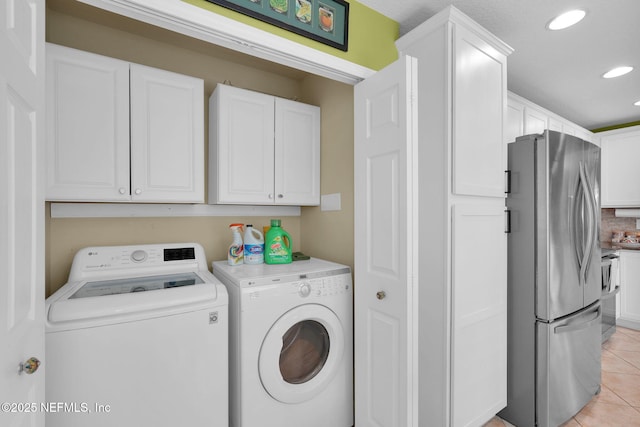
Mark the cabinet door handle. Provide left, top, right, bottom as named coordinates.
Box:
left=277, top=194, right=284, bottom=199
left=134, top=188, right=142, bottom=195
left=376, top=291, right=386, bottom=300
left=119, top=187, right=126, bottom=195
left=268, top=193, right=273, bottom=199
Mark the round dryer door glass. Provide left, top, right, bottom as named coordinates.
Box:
left=259, top=304, right=344, bottom=404
left=279, top=320, right=330, bottom=384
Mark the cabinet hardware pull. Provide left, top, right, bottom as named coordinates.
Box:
left=505, top=210, right=511, bottom=233
left=505, top=170, right=511, bottom=194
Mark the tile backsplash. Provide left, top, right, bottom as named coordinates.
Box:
left=601, top=208, right=637, bottom=243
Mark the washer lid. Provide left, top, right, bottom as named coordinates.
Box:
left=70, top=272, right=204, bottom=299
left=47, top=273, right=220, bottom=326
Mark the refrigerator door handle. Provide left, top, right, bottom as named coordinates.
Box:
left=570, top=165, right=586, bottom=284
left=580, top=163, right=597, bottom=285
left=554, top=305, right=601, bottom=334
left=578, top=163, right=595, bottom=287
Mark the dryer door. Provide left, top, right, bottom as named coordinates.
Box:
left=259, top=303, right=345, bottom=403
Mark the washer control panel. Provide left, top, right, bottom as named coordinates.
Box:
left=296, top=274, right=351, bottom=298
left=68, top=244, right=202, bottom=280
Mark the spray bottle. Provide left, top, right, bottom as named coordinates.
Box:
left=228, top=223, right=244, bottom=266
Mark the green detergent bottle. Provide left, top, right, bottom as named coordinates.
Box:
left=264, top=219, right=292, bottom=264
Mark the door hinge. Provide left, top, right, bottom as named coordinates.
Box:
left=505, top=170, right=511, bottom=194
left=505, top=209, right=511, bottom=234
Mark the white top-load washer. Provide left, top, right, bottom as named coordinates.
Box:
left=212, top=258, right=353, bottom=427
left=45, top=243, right=228, bottom=427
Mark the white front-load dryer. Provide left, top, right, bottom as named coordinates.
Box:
left=212, top=258, right=353, bottom=427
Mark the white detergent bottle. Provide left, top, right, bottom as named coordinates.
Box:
left=243, top=224, right=264, bottom=264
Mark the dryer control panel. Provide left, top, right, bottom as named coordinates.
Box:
left=296, top=274, right=351, bottom=299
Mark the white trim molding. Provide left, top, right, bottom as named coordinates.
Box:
left=50, top=203, right=301, bottom=218
left=77, top=0, right=376, bottom=84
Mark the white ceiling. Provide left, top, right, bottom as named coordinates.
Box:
left=357, top=0, right=640, bottom=130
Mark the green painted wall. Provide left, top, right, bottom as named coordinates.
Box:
left=592, top=120, right=640, bottom=133
left=182, top=0, right=399, bottom=70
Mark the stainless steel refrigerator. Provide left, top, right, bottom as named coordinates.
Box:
left=499, top=130, right=602, bottom=427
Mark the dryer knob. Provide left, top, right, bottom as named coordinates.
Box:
left=299, top=283, right=311, bottom=298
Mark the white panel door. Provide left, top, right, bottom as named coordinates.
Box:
left=0, top=0, right=45, bottom=425
left=130, top=63, right=204, bottom=203
left=45, top=43, right=130, bottom=201
left=354, top=55, right=417, bottom=427
left=275, top=98, right=320, bottom=205
left=453, top=24, right=507, bottom=197
left=212, top=84, right=275, bottom=204
left=451, top=204, right=507, bottom=427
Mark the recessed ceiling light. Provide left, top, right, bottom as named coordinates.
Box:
left=547, top=10, right=586, bottom=30
left=635, top=100, right=640, bottom=107
left=603, top=66, right=634, bottom=79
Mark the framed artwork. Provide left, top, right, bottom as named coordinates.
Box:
left=205, top=0, right=349, bottom=51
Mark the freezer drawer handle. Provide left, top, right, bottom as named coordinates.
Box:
left=554, top=306, right=601, bottom=334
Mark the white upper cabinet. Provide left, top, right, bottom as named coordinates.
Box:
left=452, top=24, right=507, bottom=197
left=600, top=125, right=640, bottom=207
left=209, top=84, right=320, bottom=206
left=46, top=43, right=130, bottom=201
left=506, top=92, right=595, bottom=144
left=129, top=64, right=204, bottom=202
left=46, top=43, right=204, bottom=203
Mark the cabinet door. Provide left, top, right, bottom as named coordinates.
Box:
left=524, top=105, right=547, bottom=135
left=619, top=251, right=640, bottom=325
left=46, top=44, right=130, bottom=201
left=505, top=97, right=524, bottom=144
left=275, top=98, right=320, bottom=205
left=600, top=129, right=640, bottom=207
left=130, top=64, right=204, bottom=203
left=453, top=24, right=507, bottom=197
left=211, top=85, right=275, bottom=204
left=452, top=203, right=507, bottom=427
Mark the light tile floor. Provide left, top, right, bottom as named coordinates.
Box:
left=484, top=326, right=640, bottom=427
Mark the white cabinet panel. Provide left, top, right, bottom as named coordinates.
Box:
left=453, top=25, right=507, bottom=197
left=600, top=126, right=640, bottom=207
left=505, top=97, right=524, bottom=144
left=276, top=98, right=320, bottom=205
left=452, top=203, right=507, bottom=427
left=130, top=64, right=204, bottom=202
left=46, top=44, right=204, bottom=203
left=46, top=43, right=130, bottom=201
left=619, top=251, right=640, bottom=327
left=507, top=92, right=594, bottom=144
left=209, top=84, right=320, bottom=206
left=524, top=106, right=547, bottom=135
